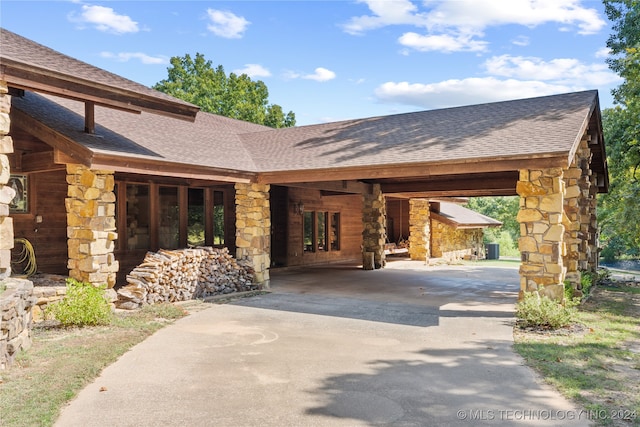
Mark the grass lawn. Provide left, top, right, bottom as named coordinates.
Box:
left=514, top=280, right=640, bottom=427
left=0, top=302, right=202, bottom=427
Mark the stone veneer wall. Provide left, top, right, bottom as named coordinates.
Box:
left=563, top=136, right=599, bottom=289
left=431, top=219, right=484, bottom=262
left=0, top=81, right=14, bottom=280
left=66, top=165, right=119, bottom=288
left=408, top=199, right=430, bottom=261
left=235, top=183, right=271, bottom=286
left=516, top=168, right=567, bottom=301
left=0, top=278, right=35, bottom=369
left=362, top=184, right=387, bottom=269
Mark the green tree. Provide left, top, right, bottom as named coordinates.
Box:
left=466, top=196, right=520, bottom=240
left=154, top=53, right=295, bottom=128
left=599, top=0, right=640, bottom=258
left=466, top=196, right=521, bottom=256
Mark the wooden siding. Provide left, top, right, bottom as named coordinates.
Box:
left=12, top=169, right=68, bottom=275
left=386, top=199, right=410, bottom=244
left=284, top=187, right=362, bottom=267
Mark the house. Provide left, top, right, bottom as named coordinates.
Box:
left=0, top=28, right=608, bottom=300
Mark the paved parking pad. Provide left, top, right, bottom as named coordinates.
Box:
left=55, top=261, right=590, bottom=426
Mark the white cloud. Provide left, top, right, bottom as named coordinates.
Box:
left=373, top=53, right=622, bottom=109
left=100, top=51, right=167, bottom=65
left=343, top=0, right=605, bottom=53
left=595, top=47, right=611, bottom=58
left=484, top=54, right=622, bottom=87
left=303, top=67, right=337, bottom=82
left=69, top=5, right=139, bottom=34
left=206, top=9, right=250, bottom=39
left=374, top=78, right=573, bottom=109
left=398, top=32, right=488, bottom=53
left=233, top=64, right=271, bottom=78
left=512, top=35, right=530, bottom=46
left=285, top=67, right=336, bottom=82
left=342, top=0, right=426, bottom=35
left=419, top=0, right=605, bottom=35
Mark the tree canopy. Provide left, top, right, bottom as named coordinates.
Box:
left=154, top=53, right=295, bottom=128
left=599, top=0, right=640, bottom=260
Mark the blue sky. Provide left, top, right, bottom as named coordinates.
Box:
left=2, top=0, right=622, bottom=125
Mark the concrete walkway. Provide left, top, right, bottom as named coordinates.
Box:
left=55, top=260, right=591, bottom=426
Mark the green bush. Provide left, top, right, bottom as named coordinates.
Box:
left=516, top=292, right=577, bottom=329
left=46, top=278, right=112, bottom=327
left=580, top=271, right=594, bottom=297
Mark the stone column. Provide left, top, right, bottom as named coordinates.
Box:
left=0, top=82, right=14, bottom=280
left=235, top=183, right=270, bottom=287
left=586, top=172, right=599, bottom=271
left=362, top=184, right=386, bottom=269
left=408, top=199, right=430, bottom=262
left=516, top=168, right=566, bottom=301
left=563, top=136, right=593, bottom=289
left=66, top=164, right=118, bottom=288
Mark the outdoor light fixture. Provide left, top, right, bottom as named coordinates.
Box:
left=293, top=201, right=304, bottom=215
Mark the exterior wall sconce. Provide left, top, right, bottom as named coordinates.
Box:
left=293, top=201, right=304, bottom=215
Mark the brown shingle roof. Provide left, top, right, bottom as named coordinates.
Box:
left=12, top=92, right=266, bottom=173
left=240, top=90, right=598, bottom=172
left=432, top=202, right=502, bottom=228
left=0, top=28, right=198, bottom=120
left=13, top=90, right=601, bottom=179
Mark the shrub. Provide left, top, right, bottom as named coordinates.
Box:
left=580, top=271, right=594, bottom=297
left=46, top=278, right=112, bottom=327
left=516, top=292, right=577, bottom=329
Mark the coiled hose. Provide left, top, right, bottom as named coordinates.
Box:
left=12, top=237, right=37, bottom=276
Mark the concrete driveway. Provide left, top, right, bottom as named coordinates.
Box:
left=55, top=260, right=590, bottom=426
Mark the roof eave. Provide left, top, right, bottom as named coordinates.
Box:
left=1, top=59, right=199, bottom=122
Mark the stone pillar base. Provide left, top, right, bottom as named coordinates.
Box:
left=235, top=183, right=271, bottom=287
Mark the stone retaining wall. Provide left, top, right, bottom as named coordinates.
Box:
left=0, top=278, right=35, bottom=369
left=31, top=285, right=67, bottom=322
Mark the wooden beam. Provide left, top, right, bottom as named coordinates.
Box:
left=90, top=153, right=256, bottom=184
left=19, top=151, right=65, bottom=173
left=84, top=102, right=95, bottom=134
left=2, top=61, right=199, bottom=121
left=285, top=180, right=370, bottom=194
left=393, top=188, right=518, bottom=198
left=257, top=155, right=569, bottom=184
left=11, top=108, right=93, bottom=166
left=378, top=172, right=518, bottom=194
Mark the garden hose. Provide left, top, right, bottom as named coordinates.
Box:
left=12, top=237, right=37, bottom=276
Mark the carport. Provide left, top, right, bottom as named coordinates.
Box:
left=251, top=90, right=608, bottom=300
left=54, top=260, right=589, bottom=427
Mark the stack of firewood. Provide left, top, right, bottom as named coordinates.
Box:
left=116, top=247, right=256, bottom=310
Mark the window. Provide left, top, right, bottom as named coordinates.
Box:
left=188, top=188, right=205, bottom=246
left=317, top=211, right=327, bottom=251
left=158, top=186, right=179, bottom=249
left=116, top=182, right=230, bottom=252
left=330, top=213, right=340, bottom=250
left=304, top=210, right=340, bottom=253
left=303, top=211, right=314, bottom=252
left=126, top=184, right=150, bottom=250
left=213, top=190, right=225, bottom=245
